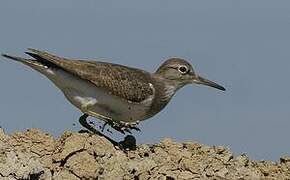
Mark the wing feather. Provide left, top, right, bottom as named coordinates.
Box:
left=26, top=49, right=154, bottom=103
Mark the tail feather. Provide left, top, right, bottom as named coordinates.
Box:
left=2, top=53, right=47, bottom=70
left=25, top=52, right=41, bottom=60
left=25, top=52, right=57, bottom=68
left=2, top=53, right=28, bottom=62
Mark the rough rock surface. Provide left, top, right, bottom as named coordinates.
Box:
left=0, top=128, right=289, bottom=180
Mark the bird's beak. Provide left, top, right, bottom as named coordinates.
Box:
left=191, top=73, right=226, bottom=91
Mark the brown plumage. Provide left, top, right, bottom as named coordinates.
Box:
left=26, top=48, right=154, bottom=103
left=2, top=48, right=225, bottom=134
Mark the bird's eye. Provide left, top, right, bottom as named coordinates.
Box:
left=178, top=65, right=188, bottom=74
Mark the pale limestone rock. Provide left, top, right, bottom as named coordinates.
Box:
left=0, top=128, right=289, bottom=179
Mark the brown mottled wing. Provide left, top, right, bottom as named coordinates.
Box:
left=26, top=49, right=154, bottom=103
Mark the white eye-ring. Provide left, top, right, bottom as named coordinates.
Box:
left=178, top=65, right=188, bottom=74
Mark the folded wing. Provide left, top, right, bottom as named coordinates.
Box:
left=25, top=49, right=154, bottom=103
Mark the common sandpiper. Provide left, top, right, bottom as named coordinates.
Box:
left=2, top=49, right=225, bottom=134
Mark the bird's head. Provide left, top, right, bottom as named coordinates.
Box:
left=155, top=58, right=226, bottom=91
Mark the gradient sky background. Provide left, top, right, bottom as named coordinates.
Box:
left=1, top=0, right=290, bottom=161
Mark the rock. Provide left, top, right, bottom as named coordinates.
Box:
left=0, top=128, right=289, bottom=179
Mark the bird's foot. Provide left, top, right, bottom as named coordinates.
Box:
left=105, top=120, right=141, bottom=134
left=98, top=120, right=141, bottom=134
left=81, top=110, right=141, bottom=134
left=120, top=121, right=141, bottom=131
left=77, top=114, right=138, bottom=150
left=99, top=119, right=128, bottom=134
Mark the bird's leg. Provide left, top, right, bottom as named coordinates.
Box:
left=127, top=121, right=141, bottom=131
left=83, top=106, right=140, bottom=134
left=84, top=110, right=127, bottom=134
left=101, top=122, right=108, bottom=132
left=78, top=113, right=100, bottom=134
left=78, top=113, right=120, bottom=146
left=105, top=121, right=141, bottom=134
left=106, top=120, right=128, bottom=134
left=118, top=121, right=141, bottom=132
left=81, top=101, right=114, bottom=133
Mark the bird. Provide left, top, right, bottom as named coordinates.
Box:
left=1, top=49, right=225, bottom=134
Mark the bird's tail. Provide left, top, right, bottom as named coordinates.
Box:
left=1, top=53, right=48, bottom=70
left=2, top=53, right=27, bottom=62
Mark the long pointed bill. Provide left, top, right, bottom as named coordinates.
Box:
left=193, top=75, right=226, bottom=91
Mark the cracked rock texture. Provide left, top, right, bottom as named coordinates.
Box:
left=0, top=128, right=289, bottom=180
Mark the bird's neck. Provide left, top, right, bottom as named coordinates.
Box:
left=162, top=83, right=178, bottom=101
left=152, top=74, right=182, bottom=100
left=144, top=74, right=185, bottom=119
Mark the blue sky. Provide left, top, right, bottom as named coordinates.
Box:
left=1, top=0, right=290, bottom=161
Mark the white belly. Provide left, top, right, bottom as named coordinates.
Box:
left=41, top=68, right=151, bottom=123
